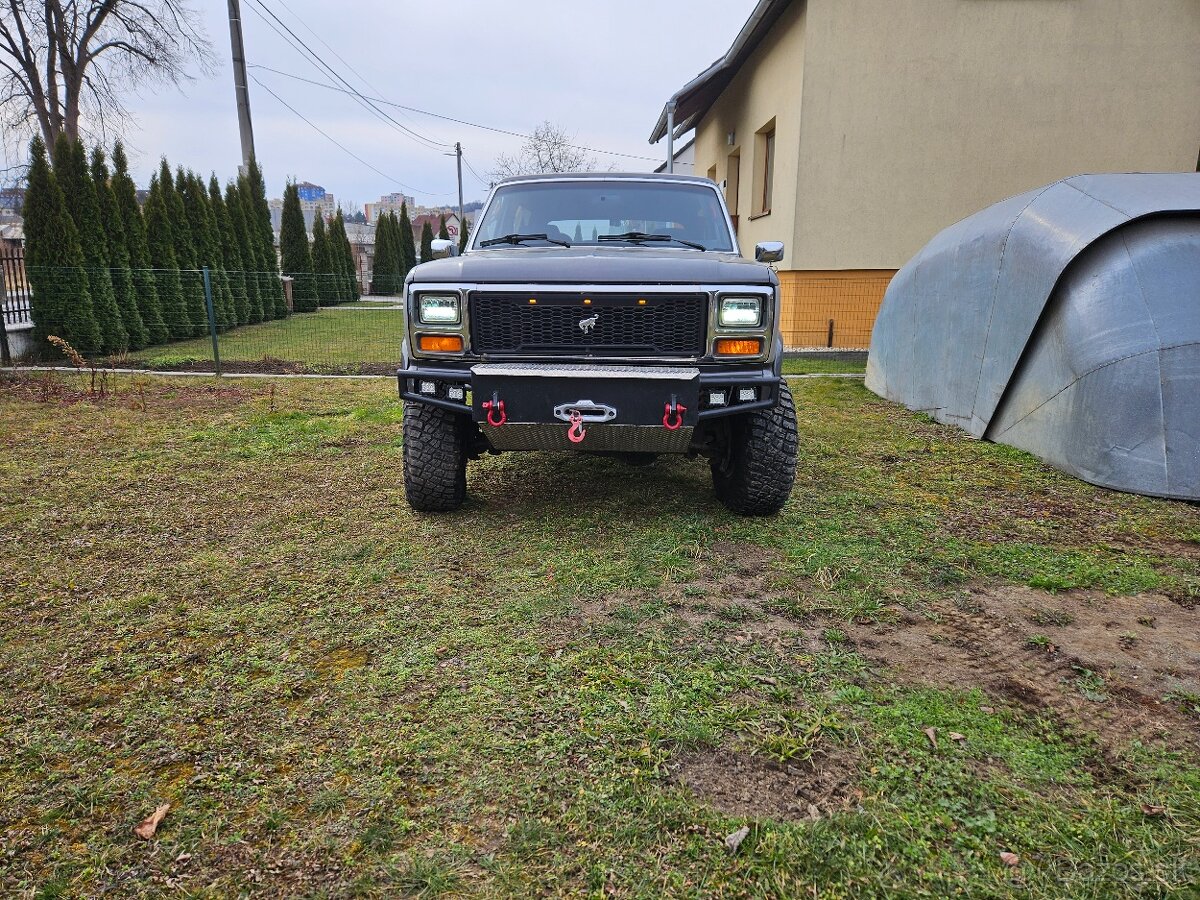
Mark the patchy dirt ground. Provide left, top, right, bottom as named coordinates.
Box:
left=668, top=748, right=860, bottom=822
left=844, top=584, right=1200, bottom=755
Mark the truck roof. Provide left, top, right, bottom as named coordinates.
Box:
left=492, top=172, right=715, bottom=187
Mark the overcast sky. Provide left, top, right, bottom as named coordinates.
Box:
left=86, top=0, right=758, bottom=209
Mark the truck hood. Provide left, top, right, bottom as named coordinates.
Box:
left=406, top=247, right=776, bottom=286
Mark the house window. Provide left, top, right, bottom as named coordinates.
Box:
left=752, top=118, right=776, bottom=218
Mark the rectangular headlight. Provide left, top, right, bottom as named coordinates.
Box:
left=418, top=293, right=460, bottom=324
left=720, top=296, right=762, bottom=327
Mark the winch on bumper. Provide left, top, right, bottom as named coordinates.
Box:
left=397, top=362, right=782, bottom=453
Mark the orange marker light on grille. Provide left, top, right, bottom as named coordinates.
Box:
left=528, top=298, right=537, bottom=304
left=419, top=334, right=464, bottom=353
left=584, top=298, right=592, bottom=305
left=638, top=298, right=647, bottom=306
left=715, top=338, right=762, bottom=356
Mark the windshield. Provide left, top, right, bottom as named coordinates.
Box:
left=473, top=180, right=736, bottom=252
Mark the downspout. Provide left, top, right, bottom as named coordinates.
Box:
left=666, top=101, right=677, bottom=173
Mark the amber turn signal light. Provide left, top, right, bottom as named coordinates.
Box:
left=418, top=334, right=464, bottom=353
left=714, top=338, right=762, bottom=356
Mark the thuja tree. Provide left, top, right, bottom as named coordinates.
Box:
left=420, top=221, right=434, bottom=264
left=331, top=210, right=357, bottom=301
left=161, top=162, right=205, bottom=336
left=398, top=203, right=416, bottom=276
left=438, top=214, right=449, bottom=240
left=247, top=159, right=286, bottom=318
left=280, top=183, right=317, bottom=311
left=22, top=136, right=99, bottom=354
left=310, top=210, right=334, bottom=305
left=144, top=176, right=190, bottom=339
left=181, top=171, right=233, bottom=329
left=211, top=176, right=249, bottom=327
left=113, top=143, right=168, bottom=345
left=459, top=217, right=471, bottom=253
left=55, top=135, right=126, bottom=354
left=387, top=212, right=405, bottom=290
left=227, top=181, right=264, bottom=324
left=91, top=147, right=148, bottom=349
left=371, top=212, right=395, bottom=295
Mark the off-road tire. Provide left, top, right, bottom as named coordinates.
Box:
left=711, top=381, right=798, bottom=515
left=403, top=400, right=468, bottom=512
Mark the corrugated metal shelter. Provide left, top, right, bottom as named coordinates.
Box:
left=866, top=173, right=1200, bottom=501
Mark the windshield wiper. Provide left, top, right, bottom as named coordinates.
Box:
left=479, top=232, right=571, bottom=248
left=597, top=231, right=707, bottom=251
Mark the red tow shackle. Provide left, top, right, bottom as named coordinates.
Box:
left=663, top=397, right=687, bottom=431
left=482, top=394, right=507, bottom=427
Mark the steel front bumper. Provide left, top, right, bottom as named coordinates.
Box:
left=397, top=362, right=781, bottom=453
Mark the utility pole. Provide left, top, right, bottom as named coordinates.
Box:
left=455, top=142, right=465, bottom=238
left=227, top=0, right=257, bottom=174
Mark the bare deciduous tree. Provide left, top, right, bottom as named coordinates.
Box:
left=0, top=0, right=213, bottom=152
left=490, top=121, right=596, bottom=182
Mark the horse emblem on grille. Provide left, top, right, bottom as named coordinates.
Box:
left=578, top=314, right=599, bottom=334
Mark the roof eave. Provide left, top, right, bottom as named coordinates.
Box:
left=648, top=0, right=792, bottom=144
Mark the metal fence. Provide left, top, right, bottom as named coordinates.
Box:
left=10, top=263, right=406, bottom=376
left=6, top=260, right=878, bottom=374
left=1, top=247, right=31, bottom=327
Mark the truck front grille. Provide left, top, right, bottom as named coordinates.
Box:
left=469, top=292, right=708, bottom=358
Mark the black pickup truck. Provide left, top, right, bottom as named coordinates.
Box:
left=397, top=173, right=797, bottom=514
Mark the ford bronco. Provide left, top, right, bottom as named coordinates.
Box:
left=397, top=173, right=798, bottom=514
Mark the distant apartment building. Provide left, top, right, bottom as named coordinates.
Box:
left=268, top=182, right=338, bottom=235
left=364, top=192, right=417, bottom=224
left=295, top=182, right=328, bottom=203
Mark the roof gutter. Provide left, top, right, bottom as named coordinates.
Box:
left=648, top=0, right=780, bottom=144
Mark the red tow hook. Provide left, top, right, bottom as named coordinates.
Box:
left=567, top=409, right=586, bottom=444
left=482, top=393, right=507, bottom=427
left=663, top=397, right=687, bottom=431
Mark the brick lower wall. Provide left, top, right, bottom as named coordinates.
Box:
left=777, top=269, right=896, bottom=349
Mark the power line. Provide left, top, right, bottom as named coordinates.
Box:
left=246, top=63, right=662, bottom=164
left=459, top=152, right=490, bottom=188
left=248, top=73, right=453, bottom=197
left=243, top=0, right=449, bottom=153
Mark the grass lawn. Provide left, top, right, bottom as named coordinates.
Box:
left=1, top=372, right=1198, bottom=897
left=781, top=356, right=866, bottom=376
left=127, top=307, right=406, bottom=375
left=123, top=307, right=867, bottom=377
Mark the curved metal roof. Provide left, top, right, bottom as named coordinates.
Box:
left=866, top=172, right=1200, bottom=499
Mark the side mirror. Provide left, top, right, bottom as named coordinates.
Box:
left=755, top=241, right=784, bottom=264
left=430, top=238, right=459, bottom=259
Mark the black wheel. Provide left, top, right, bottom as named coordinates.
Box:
left=403, top=400, right=468, bottom=512
left=711, top=381, right=798, bottom=515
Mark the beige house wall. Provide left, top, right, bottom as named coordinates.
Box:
left=693, top=0, right=807, bottom=257
left=795, top=0, right=1200, bottom=269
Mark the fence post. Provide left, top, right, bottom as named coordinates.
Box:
left=202, top=267, right=222, bottom=377
left=0, top=263, right=12, bottom=368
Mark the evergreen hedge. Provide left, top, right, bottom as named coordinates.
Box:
left=398, top=204, right=416, bottom=276
left=280, top=183, right=317, bottom=311
left=91, top=147, right=148, bottom=349
left=113, top=143, right=169, bottom=345
left=420, top=221, right=434, bottom=264
left=211, top=176, right=249, bottom=327
left=311, top=210, right=335, bottom=305
left=22, top=136, right=100, bottom=355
